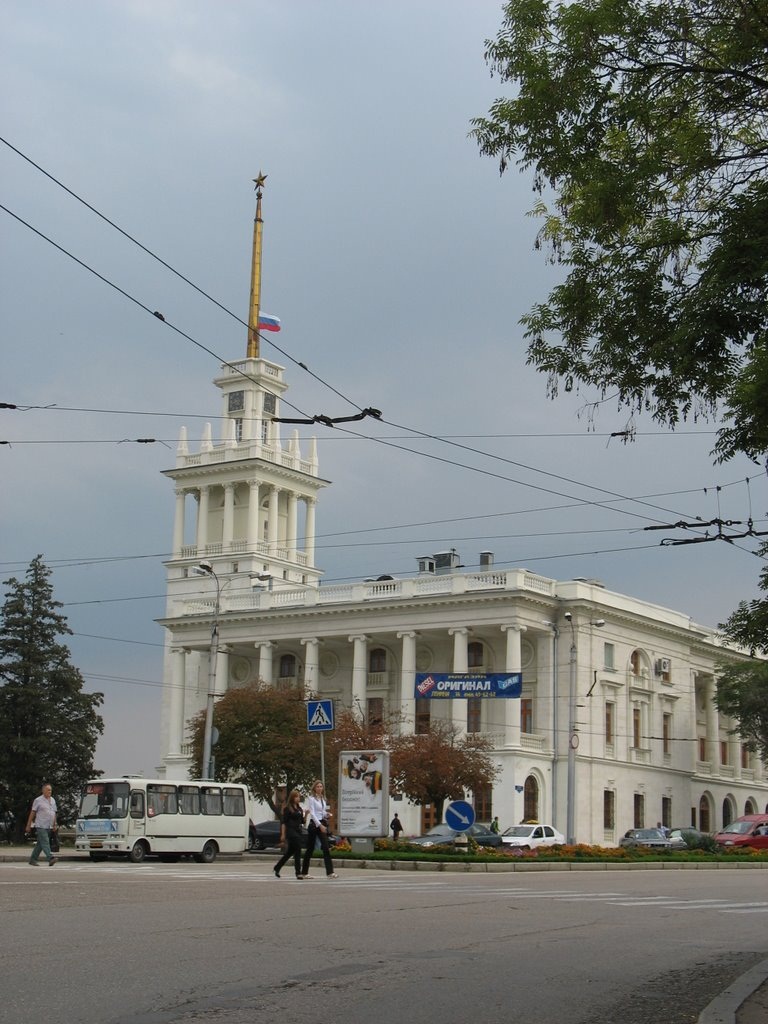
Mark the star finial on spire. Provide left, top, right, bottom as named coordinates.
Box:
left=253, top=171, right=267, bottom=191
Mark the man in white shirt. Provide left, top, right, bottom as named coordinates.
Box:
left=26, top=783, right=58, bottom=866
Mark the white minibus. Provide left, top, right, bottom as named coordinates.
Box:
left=75, top=777, right=249, bottom=863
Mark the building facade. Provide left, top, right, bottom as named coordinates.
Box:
left=156, top=189, right=767, bottom=842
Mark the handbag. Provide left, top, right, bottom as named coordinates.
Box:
left=48, top=829, right=60, bottom=853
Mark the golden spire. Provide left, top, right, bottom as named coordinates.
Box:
left=247, top=171, right=267, bottom=359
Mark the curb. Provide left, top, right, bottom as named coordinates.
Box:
left=698, top=959, right=768, bottom=1024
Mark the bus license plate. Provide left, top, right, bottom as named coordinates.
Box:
left=91, top=841, right=103, bottom=848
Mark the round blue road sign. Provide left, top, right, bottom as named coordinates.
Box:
left=444, top=800, right=475, bottom=832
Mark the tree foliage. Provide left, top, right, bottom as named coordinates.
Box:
left=472, top=0, right=768, bottom=462
left=186, top=683, right=320, bottom=813
left=389, top=718, right=499, bottom=821
left=0, top=556, right=104, bottom=839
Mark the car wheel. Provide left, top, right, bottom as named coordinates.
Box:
left=255, top=836, right=266, bottom=851
left=128, top=840, right=149, bottom=864
left=194, top=840, right=218, bottom=864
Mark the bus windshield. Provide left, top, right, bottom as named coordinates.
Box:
left=79, top=781, right=130, bottom=819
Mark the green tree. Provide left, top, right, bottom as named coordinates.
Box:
left=389, top=718, right=499, bottom=822
left=472, top=0, right=768, bottom=462
left=0, top=556, right=104, bottom=840
left=186, top=683, right=319, bottom=813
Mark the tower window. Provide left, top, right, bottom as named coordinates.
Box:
left=228, top=391, right=244, bottom=412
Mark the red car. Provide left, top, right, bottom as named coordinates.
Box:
left=714, top=814, right=768, bottom=849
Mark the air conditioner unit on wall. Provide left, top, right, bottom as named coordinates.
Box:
left=655, top=658, right=671, bottom=675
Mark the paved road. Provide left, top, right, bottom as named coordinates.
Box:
left=1, top=860, right=767, bottom=1024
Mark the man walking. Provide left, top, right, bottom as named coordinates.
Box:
left=26, top=783, right=57, bottom=866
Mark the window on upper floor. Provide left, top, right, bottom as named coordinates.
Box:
left=630, top=649, right=642, bottom=676
left=521, top=698, right=533, bottom=734
left=698, top=736, right=708, bottom=762
left=604, top=642, right=615, bottom=670
left=662, top=713, right=672, bottom=756
left=468, top=641, right=484, bottom=668
left=605, top=702, right=615, bottom=746
left=632, top=707, right=642, bottom=748
left=720, top=739, right=729, bottom=766
left=369, top=647, right=387, bottom=673
left=279, top=653, right=296, bottom=678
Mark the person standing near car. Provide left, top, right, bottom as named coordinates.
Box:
left=301, top=779, right=337, bottom=879
left=273, top=789, right=305, bottom=880
left=26, top=783, right=57, bottom=866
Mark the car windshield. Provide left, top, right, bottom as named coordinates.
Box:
left=79, top=782, right=130, bottom=819
left=635, top=830, right=662, bottom=838
left=503, top=826, right=533, bottom=837
left=720, top=821, right=757, bottom=835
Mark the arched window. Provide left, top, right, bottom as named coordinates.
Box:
left=468, top=641, right=484, bottom=668
left=369, top=647, right=387, bottom=673
left=699, top=795, right=711, bottom=833
left=279, top=654, right=296, bottom=678
left=630, top=650, right=641, bottom=676
left=523, top=776, right=539, bottom=822
left=745, top=799, right=757, bottom=815
left=722, top=798, right=733, bottom=828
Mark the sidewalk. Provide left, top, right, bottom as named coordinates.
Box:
left=2, top=844, right=767, bottom=1021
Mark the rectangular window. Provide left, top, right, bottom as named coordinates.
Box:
left=720, top=740, right=729, bottom=766
left=633, top=793, right=644, bottom=828
left=604, top=643, right=615, bottom=670
left=632, top=707, right=641, bottom=748
left=603, top=790, right=615, bottom=830
left=520, top=698, right=533, bottom=734
left=223, top=788, right=246, bottom=816
left=147, top=784, right=178, bottom=817
left=467, top=698, right=481, bottom=733
left=662, top=796, right=672, bottom=829
left=200, top=787, right=222, bottom=815
left=367, top=697, right=384, bottom=728
left=742, top=744, right=751, bottom=769
left=415, top=699, right=430, bottom=735
left=178, top=786, right=200, bottom=815
left=662, top=713, right=672, bottom=756
left=699, top=736, right=708, bottom=761
left=473, top=785, right=492, bottom=822
left=233, top=418, right=243, bottom=442
left=605, top=702, right=615, bottom=746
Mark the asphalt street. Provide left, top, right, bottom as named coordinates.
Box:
left=2, top=859, right=767, bottom=1024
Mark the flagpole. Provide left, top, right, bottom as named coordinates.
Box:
left=247, top=171, right=266, bottom=359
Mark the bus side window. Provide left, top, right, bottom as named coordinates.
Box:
left=130, top=792, right=144, bottom=818
left=223, top=788, right=246, bottom=816
left=201, top=787, right=222, bottom=815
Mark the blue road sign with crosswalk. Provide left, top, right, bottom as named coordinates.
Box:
left=307, top=699, right=335, bottom=732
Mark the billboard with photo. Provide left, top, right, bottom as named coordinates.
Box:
left=338, top=750, right=389, bottom=837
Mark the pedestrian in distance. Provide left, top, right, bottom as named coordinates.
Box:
left=26, top=783, right=58, bottom=866
left=390, top=812, right=403, bottom=841
left=301, top=779, right=337, bottom=879
left=490, top=816, right=500, bottom=834
left=273, top=789, right=305, bottom=880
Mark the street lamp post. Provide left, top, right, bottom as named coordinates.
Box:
left=193, top=561, right=221, bottom=781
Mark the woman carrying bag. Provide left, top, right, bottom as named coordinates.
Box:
left=273, top=789, right=305, bottom=880
left=301, top=779, right=337, bottom=879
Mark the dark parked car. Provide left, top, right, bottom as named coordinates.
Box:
left=619, top=827, right=672, bottom=850
left=408, top=823, right=504, bottom=849
left=248, top=819, right=338, bottom=851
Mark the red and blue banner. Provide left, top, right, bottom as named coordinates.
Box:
left=415, top=672, right=522, bottom=699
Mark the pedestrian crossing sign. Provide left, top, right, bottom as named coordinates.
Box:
left=307, top=699, right=335, bottom=732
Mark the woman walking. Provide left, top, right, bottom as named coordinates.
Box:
left=273, top=789, right=305, bottom=880
left=301, top=779, right=337, bottom=879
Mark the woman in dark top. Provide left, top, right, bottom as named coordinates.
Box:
left=274, top=789, right=305, bottom=879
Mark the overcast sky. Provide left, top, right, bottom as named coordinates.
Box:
left=2, top=1, right=766, bottom=780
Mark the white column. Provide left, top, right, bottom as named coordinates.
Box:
left=397, top=630, right=417, bottom=732
left=301, top=638, right=320, bottom=696
left=222, top=483, right=235, bottom=550
left=449, top=627, right=469, bottom=730
left=501, top=623, right=525, bottom=749
left=196, top=486, right=209, bottom=554
left=173, top=490, right=186, bottom=557
left=168, top=647, right=186, bottom=754
left=287, top=493, right=298, bottom=560
left=247, top=479, right=260, bottom=548
left=256, top=641, right=275, bottom=685
left=350, top=634, right=369, bottom=714
left=268, top=486, right=280, bottom=551
left=305, top=497, right=317, bottom=565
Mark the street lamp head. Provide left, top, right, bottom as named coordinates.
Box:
left=592, top=619, right=606, bottom=627
left=563, top=611, right=572, bottom=621
left=197, top=560, right=214, bottom=574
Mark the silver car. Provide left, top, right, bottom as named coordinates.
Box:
left=619, top=827, right=672, bottom=849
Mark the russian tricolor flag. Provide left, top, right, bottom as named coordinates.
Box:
left=258, top=313, right=281, bottom=332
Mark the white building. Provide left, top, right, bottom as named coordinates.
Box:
left=157, top=193, right=767, bottom=844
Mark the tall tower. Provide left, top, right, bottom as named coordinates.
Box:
left=158, top=179, right=329, bottom=775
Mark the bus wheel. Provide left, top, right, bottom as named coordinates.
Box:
left=128, top=840, right=149, bottom=864
left=194, top=840, right=218, bottom=864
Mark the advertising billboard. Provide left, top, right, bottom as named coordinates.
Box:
left=414, top=672, right=522, bottom=699
left=337, top=750, right=389, bottom=837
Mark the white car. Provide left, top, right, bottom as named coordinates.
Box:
left=500, top=823, right=565, bottom=849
